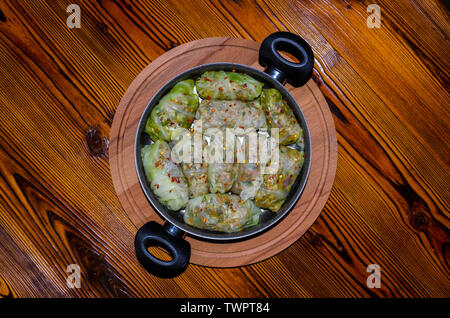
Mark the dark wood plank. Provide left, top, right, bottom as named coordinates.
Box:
left=0, top=0, right=448, bottom=297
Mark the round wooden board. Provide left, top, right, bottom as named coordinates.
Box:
left=109, top=37, right=337, bottom=267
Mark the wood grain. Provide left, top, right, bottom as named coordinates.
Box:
left=0, top=0, right=448, bottom=297
left=109, top=37, right=337, bottom=267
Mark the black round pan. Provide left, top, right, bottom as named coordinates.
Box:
left=134, top=32, right=314, bottom=278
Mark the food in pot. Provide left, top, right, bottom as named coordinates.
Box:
left=141, top=70, right=306, bottom=232
left=255, top=146, right=304, bottom=211
left=141, top=140, right=189, bottom=211
left=196, top=71, right=263, bottom=101
left=260, top=88, right=304, bottom=147
left=184, top=193, right=261, bottom=233
left=145, top=79, right=199, bottom=142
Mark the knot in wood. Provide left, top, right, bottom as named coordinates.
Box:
left=86, top=127, right=108, bottom=157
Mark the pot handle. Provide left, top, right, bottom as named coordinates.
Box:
left=134, top=221, right=190, bottom=278
left=259, top=31, right=314, bottom=87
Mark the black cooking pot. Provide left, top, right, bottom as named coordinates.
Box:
left=134, top=32, right=314, bottom=278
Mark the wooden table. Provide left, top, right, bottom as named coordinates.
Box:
left=0, top=0, right=448, bottom=298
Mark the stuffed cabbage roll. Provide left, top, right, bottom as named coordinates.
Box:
left=201, top=128, right=238, bottom=194
left=171, top=129, right=209, bottom=198
left=260, top=88, right=304, bottom=147
left=196, top=71, right=263, bottom=101
left=196, top=99, right=267, bottom=130
left=145, top=79, right=199, bottom=141
left=208, top=162, right=237, bottom=194
left=182, top=163, right=209, bottom=197
left=231, top=135, right=265, bottom=200
left=184, top=194, right=261, bottom=232
left=231, top=163, right=263, bottom=201
left=255, top=146, right=304, bottom=211
left=141, top=141, right=189, bottom=211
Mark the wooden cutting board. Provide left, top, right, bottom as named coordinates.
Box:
left=109, top=37, right=337, bottom=267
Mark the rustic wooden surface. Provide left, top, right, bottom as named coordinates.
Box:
left=109, top=37, right=337, bottom=267
left=0, top=0, right=448, bottom=297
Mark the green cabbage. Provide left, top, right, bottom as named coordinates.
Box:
left=184, top=193, right=261, bottom=232
left=145, top=79, right=199, bottom=142
left=231, top=163, right=263, bottom=201
left=171, top=129, right=209, bottom=198
left=255, top=146, right=304, bottom=211
left=208, top=162, right=238, bottom=194
left=260, top=88, right=304, bottom=146
left=196, top=71, right=263, bottom=101
left=141, top=141, right=188, bottom=210
left=196, top=99, right=267, bottom=130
